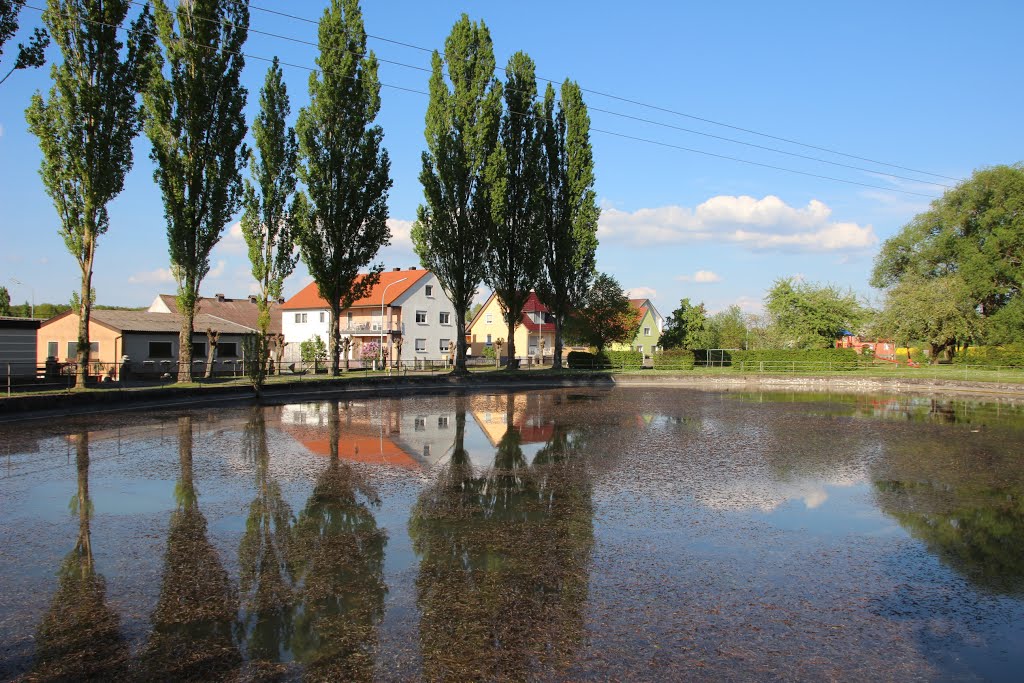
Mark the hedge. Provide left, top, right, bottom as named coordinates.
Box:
left=730, top=348, right=863, bottom=371
left=566, top=349, right=643, bottom=369
left=952, top=345, right=1024, bottom=368
left=652, top=349, right=695, bottom=370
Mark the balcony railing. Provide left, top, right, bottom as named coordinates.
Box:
left=340, top=322, right=399, bottom=335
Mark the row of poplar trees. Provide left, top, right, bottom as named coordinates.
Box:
left=25, top=0, right=597, bottom=386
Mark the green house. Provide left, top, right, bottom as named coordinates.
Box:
left=611, top=298, right=663, bottom=357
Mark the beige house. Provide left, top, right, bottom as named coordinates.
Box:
left=468, top=291, right=556, bottom=362
left=37, top=309, right=254, bottom=378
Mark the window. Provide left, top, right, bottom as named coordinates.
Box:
left=439, top=311, right=450, bottom=325
left=415, top=338, right=426, bottom=352
left=218, top=342, right=238, bottom=358
left=636, top=345, right=644, bottom=354
left=302, top=313, right=308, bottom=323
left=425, top=285, right=433, bottom=297
left=47, top=341, right=58, bottom=358
left=414, top=417, right=425, bottom=431
left=438, top=416, right=449, bottom=429
left=440, top=339, right=451, bottom=352
left=295, top=312, right=308, bottom=323
left=485, top=334, right=492, bottom=346
left=415, top=310, right=427, bottom=324
left=644, top=327, right=651, bottom=337
left=67, top=341, right=99, bottom=358
left=192, top=342, right=206, bottom=358
left=149, top=341, right=173, bottom=359
left=320, top=312, right=325, bottom=323
left=485, top=313, right=492, bottom=324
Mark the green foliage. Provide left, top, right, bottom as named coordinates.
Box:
left=952, top=345, right=1024, bottom=368
left=536, top=80, right=599, bottom=367
left=242, top=57, right=299, bottom=345
left=709, top=305, right=748, bottom=349
left=412, top=14, right=501, bottom=373
left=145, top=0, right=249, bottom=382
left=661, top=298, right=712, bottom=349
left=1, top=0, right=49, bottom=85
left=564, top=273, right=637, bottom=352
left=652, top=349, right=695, bottom=369
left=0, top=285, right=10, bottom=315
left=566, top=349, right=642, bottom=369
left=481, top=345, right=497, bottom=360
left=872, top=274, right=982, bottom=363
left=296, top=0, right=391, bottom=377
left=242, top=333, right=269, bottom=391
left=483, top=51, right=544, bottom=364
left=300, top=335, right=327, bottom=364
left=765, top=277, right=869, bottom=349
left=26, top=0, right=155, bottom=387
left=730, top=348, right=863, bottom=371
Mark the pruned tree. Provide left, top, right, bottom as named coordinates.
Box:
left=241, top=56, right=299, bottom=384
left=204, top=328, right=218, bottom=379
left=412, top=14, right=502, bottom=375
left=483, top=51, right=544, bottom=369
left=537, top=80, right=599, bottom=368
left=1, top=0, right=49, bottom=86
left=145, top=0, right=249, bottom=383
left=296, top=0, right=391, bottom=376
left=563, top=273, right=638, bottom=353
left=26, top=0, right=154, bottom=388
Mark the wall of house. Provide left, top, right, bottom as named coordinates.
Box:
left=612, top=309, right=661, bottom=356
left=37, top=316, right=121, bottom=365
left=122, top=332, right=250, bottom=376
left=469, top=296, right=554, bottom=360
left=282, top=307, right=333, bottom=358
left=393, top=272, right=457, bottom=362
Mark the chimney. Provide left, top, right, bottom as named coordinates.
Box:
left=215, top=293, right=226, bottom=302
left=408, top=266, right=417, bottom=270
left=393, top=267, right=401, bottom=271
left=248, top=295, right=257, bottom=303
left=277, top=297, right=285, bottom=304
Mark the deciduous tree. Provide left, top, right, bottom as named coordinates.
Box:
left=412, top=14, right=501, bottom=374
left=26, top=0, right=154, bottom=387
left=765, top=277, right=869, bottom=349
left=0, top=0, right=49, bottom=86
left=241, top=57, right=299, bottom=384
left=537, top=80, right=599, bottom=368
left=709, top=305, right=748, bottom=349
left=484, top=51, right=544, bottom=368
left=145, top=0, right=249, bottom=383
left=564, top=273, right=637, bottom=352
left=296, top=0, right=391, bottom=376
left=661, top=298, right=711, bottom=350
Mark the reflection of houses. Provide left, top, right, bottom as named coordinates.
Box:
left=278, top=401, right=459, bottom=468
left=470, top=393, right=556, bottom=447
left=281, top=268, right=457, bottom=364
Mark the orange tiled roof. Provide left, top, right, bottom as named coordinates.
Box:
left=282, top=268, right=429, bottom=310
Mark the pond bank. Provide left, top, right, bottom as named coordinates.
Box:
left=3, top=370, right=1024, bottom=420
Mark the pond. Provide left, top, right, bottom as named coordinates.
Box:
left=1, top=387, right=1023, bottom=681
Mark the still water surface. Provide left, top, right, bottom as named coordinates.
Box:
left=1, top=388, right=1022, bottom=681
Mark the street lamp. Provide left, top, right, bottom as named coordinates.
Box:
left=9, top=277, right=34, bottom=318
left=380, top=277, right=408, bottom=370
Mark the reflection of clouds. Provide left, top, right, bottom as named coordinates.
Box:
left=685, top=460, right=865, bottom=513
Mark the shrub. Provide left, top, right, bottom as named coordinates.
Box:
left=601, top=349, right=643, bottom=369
left=952, top=345, right=1024, bottom=367
left=652, top=349, right=694, bottom=370
left=300, top=335, right=328, bottom=364
left=730, top=348, right=863, bottom=371
left=567, top=351, right=601, bottom=369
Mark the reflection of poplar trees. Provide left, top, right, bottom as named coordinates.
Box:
left=140, top=416, right=241, bottom=680
left=32, top=431, right=128, bottom=679
left=410, top=397, right=594, bottom=680
left=238, top=408, right=295, bottom=668
left=289, top=403, right=388, bottom=681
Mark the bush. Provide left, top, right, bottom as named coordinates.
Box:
left=300, top=335, right=328, bottom=364
left=730, top=348, right=863, bottom=371
left=602, top=349, right=643, bottom=368
left=567, top=351, right=601, bottom=369
left=652, top=349, right=694, bottom=370
left=953, top=345, right=1024, bottom=367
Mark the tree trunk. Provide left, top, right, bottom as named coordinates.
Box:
left=76, top=264, right=94, bottom=388
left=505, top=314, right=517, bottom=370
left=329, top=304, right=341, bottom=376
left=552, top=315, right=565, bottom=369
left=178, top=310, right=194, bottom=383
left=453, top=310, right=468, bottom=374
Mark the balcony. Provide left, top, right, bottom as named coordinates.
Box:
left=340, top=322, right=400, bottom=336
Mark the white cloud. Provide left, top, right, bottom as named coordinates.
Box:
left=207, top=259, right=227, bottom=278
left=0, top=123, right=5, bottom=138
left=216, top=222, right=247, bottom=255
left=599, top=194, right=877, bottom=252
left=625, top=286, right=657, bottom=300
left=676, top=270, right=721, bottom=284
left=734, top=296, right=763, bottom=314
left=387, top=218, right=414, bottom=249
left=128, top=266, right=175, bottom=285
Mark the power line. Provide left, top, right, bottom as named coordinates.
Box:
left=246, top=1, right=960, bottom=183
left=21, top=3, right=940, bottom=199
left=124, top=1, right=953, bottom=188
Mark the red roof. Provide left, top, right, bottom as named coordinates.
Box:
left=520, top=292, right=553, bottom=332
left=282, top=268, right=429, bottom=310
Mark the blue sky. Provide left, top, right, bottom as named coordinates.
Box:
left=2, top=1, right=1021, bottom=316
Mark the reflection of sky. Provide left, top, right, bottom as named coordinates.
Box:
left=749, top=483, right=902, bottom=537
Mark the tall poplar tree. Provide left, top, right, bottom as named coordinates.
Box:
left=241, top=57, right=299, bottom=377
left=296, top=0, right=391, bottom=377
left=537, top=80, right=599, bottom=368
left=483, top=51, right=544, bottom=368
left=412, top=14, right=502, bottom=374
left=145, top=0, right=249, bottom=383
left=26, top=1, right=154, bottom=387
left=0, top=0, right=49, bottom=86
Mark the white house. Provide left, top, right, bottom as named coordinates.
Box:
left=281, top=267, right=459, bottom=365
